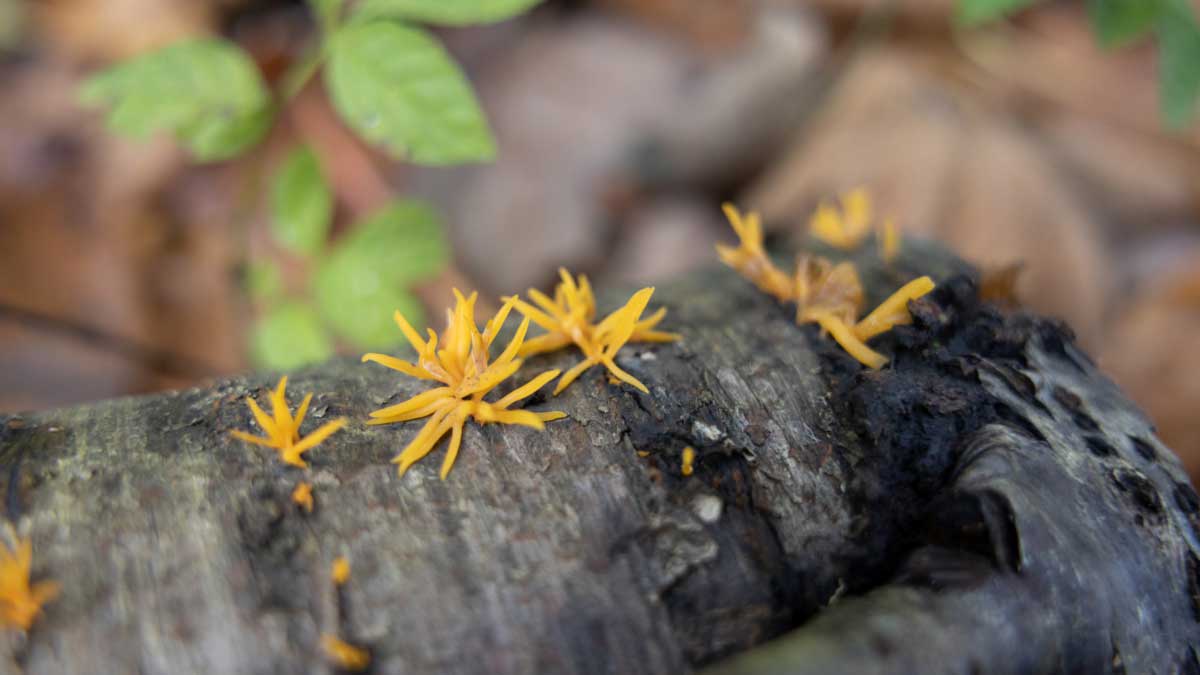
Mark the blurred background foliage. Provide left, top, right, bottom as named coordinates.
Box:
left=1, top=0, right=1200, bottom=479
left=78, top=0, right=510, bottom=370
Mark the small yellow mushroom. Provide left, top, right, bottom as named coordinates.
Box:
left=230, top=377, right=346, bottom=468
left=795, top=255, right=864, bottom=326
left=321, top=633, right=370, bottom=671
left=717, top=204, right=795, bottom=302
left=681, top=447, right=696, bottom=477
left=809, top=311, right=889, bottom=370
left=331, top=557, right=350, bottom=586
left=718, top=196, right=935, bottom=370
left=292, top=482, right=314, bottom=513
left=809, top=188, right=873, bottom=250
left=0, top=533, right=58, bottom=632
left=854, top=276, right=935, bottom=342
left=362, top=290, right=566, bottom=479
left=509, top=269, right=679, bottom=396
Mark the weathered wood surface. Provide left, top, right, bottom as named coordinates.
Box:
left=1, top=240, right=1198, bottom=675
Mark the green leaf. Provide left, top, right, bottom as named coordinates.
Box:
left=329, top=201, right=450, bottom=287
left=309, top=0, right=343, bottom=32
left=270, top=146, right=334, bottom=256
left=313, top=200, right=446, bottom=349
left=314, top=259, right=426, bottom=350
left=250, top=302, right=335, bottom=370
left=325, top=21, right=495, bottom=164
left=244, top=260, right=284, bottom=302
left=353, top=0, right=543, bottom=25
left=79, top=39, right=272, bottom=162
left=1158, top=0, right=1200, bottom=127
left=1088, top=0, right=1163, bottom=47
left=183, top=104, right=275, bottom=162
left=956, top=0, right=1040, bottom=25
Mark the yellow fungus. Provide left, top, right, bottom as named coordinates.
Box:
left=362, top=290, right=566, bottom=479
left=811, top=312, right=889, bottom=370
left=717, top=204, right=794, bottom=302
left=292, top=482, right=314, bottom=513
left=509, top=268, right=679, bottom=395
left=230, top=376, right=347, bottom=468
left=681, top=447, right=695, bottom=476
left=808, top=188, right=873, bottom=250
left=794, top=255, right=864, bottom=326
left=636, top=450, right=650, bottom=458
left=321, top=633, right=370, bottom=671
left=720, top=196, right=934, bottom=370
left=331, top=556, right=350, bottom=586
left=0, top=533, right=58, bottom=631
left=878, top=218, right=901, bottom=262
left=854, top=276, right=935, bottom=342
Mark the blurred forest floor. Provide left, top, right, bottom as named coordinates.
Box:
left=2, top=0, right=1200, bottom=477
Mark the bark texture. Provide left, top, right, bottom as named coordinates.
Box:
left=1, top=240, right=1197, bottom=675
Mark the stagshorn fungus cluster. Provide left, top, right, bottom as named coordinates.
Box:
left=719, top=191, right=934, bottom=368
left=361, top=290, right=568, bottom=479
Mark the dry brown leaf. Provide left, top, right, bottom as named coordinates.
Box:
left=33, top=0, right=213, bottom=62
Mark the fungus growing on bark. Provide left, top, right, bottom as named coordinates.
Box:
left=808, top=188, right=873, bottom=250
left=0, top=533, right=58, bottom=632
left=509, top=268, right=678, bottom=395
left=794, top=255, right=864, bottom=326
left=720, top=199, right=934, bottom=369
left=681, top=447, right=696, bottom=477
left=331, top=556, right=350, bottom=586
left=292, top=482, right=314, bottom=513
left=362, top=290, right=565, bottom=479
left=808, top=189, right=905, bottom=262
left=717, top=204, right=794, bottom=302
left=229, top=376, right=347, bottom=468
left=854, top=276, right=937, bottom=342
left=321, top=634, right=370, bottom=671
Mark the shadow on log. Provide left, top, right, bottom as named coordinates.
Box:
left=0, top=240, right=1197, bottom=674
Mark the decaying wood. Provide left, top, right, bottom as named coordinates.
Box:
left=1, top=239, right=1197, bottom=674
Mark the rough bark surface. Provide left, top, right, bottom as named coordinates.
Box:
left=1, top=240, right=1197, bottom=675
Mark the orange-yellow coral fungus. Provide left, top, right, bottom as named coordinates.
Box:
left=230, top=376, right=347, bottom=468
left=292, top=482, right=314, bottom=513
left=321, top=634, right=370, bottom=671
left=718, top=204, right=794, bottom=302
left=809, top=311, right=889, bottom=370
left=720, top=198, right=935, bottom=370
left=794, top=255, right=864, bottom=326
left=0, top=535, right=58, bottom=631
left=331, top=556, right=350, bottom=585
left=854, top=276, right=935, bottom=342
left=362, top=290, right=565, bottom=479
left=509, top=268, right=679, bottom=395
left=681, top=447, right=695, bottom=477
left=808, top=188, right=873, bottom=250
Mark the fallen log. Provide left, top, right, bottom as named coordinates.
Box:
left=1, top=239, right=1197, bottom=674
